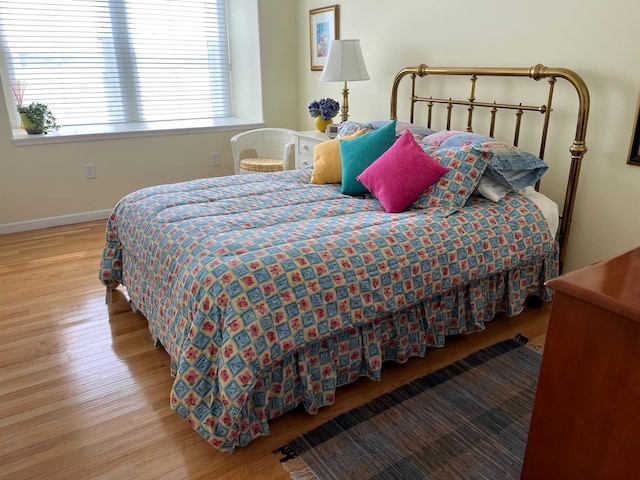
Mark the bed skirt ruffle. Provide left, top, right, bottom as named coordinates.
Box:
left=172, top=249, right=556, bottom=452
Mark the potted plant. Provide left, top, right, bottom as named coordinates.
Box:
left=308, top=98, right=340, bottom=132
left=16, top=102, right=59, bottom=134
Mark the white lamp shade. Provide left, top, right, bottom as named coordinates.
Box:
left=319, top=39, right=370, bottom=82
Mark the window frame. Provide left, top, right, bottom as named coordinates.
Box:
left=0, top=0, right=260, bottom=146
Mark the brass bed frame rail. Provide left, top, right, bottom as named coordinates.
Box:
left=390, top=64, right=590, bottom=270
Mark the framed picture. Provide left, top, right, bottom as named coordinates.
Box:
left=629, top=91, right=640, bottom=166
left=309, top=5, right=339, bottom=71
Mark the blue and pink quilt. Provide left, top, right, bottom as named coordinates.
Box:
left=99, top=168, right=557, bottom=452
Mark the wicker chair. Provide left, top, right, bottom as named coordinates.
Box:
left=230, top=128, right=296, bottom=175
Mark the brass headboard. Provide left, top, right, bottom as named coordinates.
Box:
left=390, top=64, right=590, bottom=271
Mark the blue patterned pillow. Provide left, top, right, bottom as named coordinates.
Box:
left=366, top=120, right=436, bottom=141
left=414, top=145, right=491, bottom=216
left=338, top=120, right=435, bottom=141
left=423, top=131, right=548, bottom=189
left=337, top=120, right=375, bottom=138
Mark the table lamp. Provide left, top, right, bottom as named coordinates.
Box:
left=319, top=39, right=370, bottom=122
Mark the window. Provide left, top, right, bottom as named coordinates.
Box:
left=0, top=0, right=230, bottom=134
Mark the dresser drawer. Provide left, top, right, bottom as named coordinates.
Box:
left=298, top=137, right=318, bottom=157
left=294, top=130, right=328, bottom=169
left=297, top=152, right=314, bottom=169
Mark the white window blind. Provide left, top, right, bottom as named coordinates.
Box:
left=0, top=0, right=230, bottom=128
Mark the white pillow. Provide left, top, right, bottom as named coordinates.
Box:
left=474, top=176, right=512, bottom=202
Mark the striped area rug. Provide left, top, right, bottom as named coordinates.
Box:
left=276, top=335, right=541, bottom=479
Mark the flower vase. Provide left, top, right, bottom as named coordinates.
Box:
left=315, top=116, right=333, bottom=133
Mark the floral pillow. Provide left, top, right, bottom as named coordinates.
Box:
left=366, top=120, right=436, bottom=140
left=421, top=130, right=465, bottom=148
left=337, top=120, right=375, bottom=138
left=338, top=120, right=435, bottom=141
left=422, top=131, right=548, bottom=190
left=414, top=144, right=491, bottom=216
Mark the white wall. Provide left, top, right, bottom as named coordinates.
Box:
left=0, top=0, right=298, bottom=230
left=1, top=0, right=639, bottom=273
left=298, top=0, right=640, bottom=272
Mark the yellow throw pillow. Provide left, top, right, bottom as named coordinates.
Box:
left=309, top=129, right=368, bottom=184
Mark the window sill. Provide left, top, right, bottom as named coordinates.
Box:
left=11, top=117, right=263, bottom=146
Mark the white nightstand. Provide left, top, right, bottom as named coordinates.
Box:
left=294, top=130, right=329, bottom=169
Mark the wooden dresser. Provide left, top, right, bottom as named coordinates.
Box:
left=521, top=247, right=640, bottom=479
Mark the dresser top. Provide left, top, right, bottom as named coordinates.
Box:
left=546, top=247, right=640, bottom=322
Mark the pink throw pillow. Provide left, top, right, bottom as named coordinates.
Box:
left=357, top=130, right=449, bottom=213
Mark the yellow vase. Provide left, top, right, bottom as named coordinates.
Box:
left=314, top=116, right=333, bottom=133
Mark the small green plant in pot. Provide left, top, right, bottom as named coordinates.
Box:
left=16, top=102, right=59, bottom=134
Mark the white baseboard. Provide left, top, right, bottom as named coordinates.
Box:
left=0, top=209, right=112, bottom=235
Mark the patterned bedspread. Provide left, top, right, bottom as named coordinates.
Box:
left=99, top=167, right=558, bottom=452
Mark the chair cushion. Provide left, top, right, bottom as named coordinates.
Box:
left=239, top=158, right=283, bottom=172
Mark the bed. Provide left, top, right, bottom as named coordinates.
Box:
left=99, top=64, right=589, bottom=452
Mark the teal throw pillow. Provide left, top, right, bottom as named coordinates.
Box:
left=340, top=120, right=396, bottom=195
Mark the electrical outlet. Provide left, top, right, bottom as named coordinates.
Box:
left=210, top=152, right=220, bottom=166
left=84, top=163, right=96, bottom=179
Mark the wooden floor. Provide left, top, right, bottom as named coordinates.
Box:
left=0, top=220, right=551, bottom=480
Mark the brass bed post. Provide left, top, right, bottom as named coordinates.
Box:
left=410, top=73, right=417, bottom=124
left=539, top=77, right=557, bottom=160
left=540, top=67, right=590, bottom=270
left=390, top=64, right=590, bottom=270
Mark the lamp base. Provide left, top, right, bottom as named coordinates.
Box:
left=340, top=82, right=350, bottom=122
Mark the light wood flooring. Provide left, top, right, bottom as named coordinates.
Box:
left=0, top=220, right=550, bottom=479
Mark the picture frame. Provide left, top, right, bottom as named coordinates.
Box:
left=309, top=5, right=339, bottom=71
left=628, top=91, right=640, bottom=166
